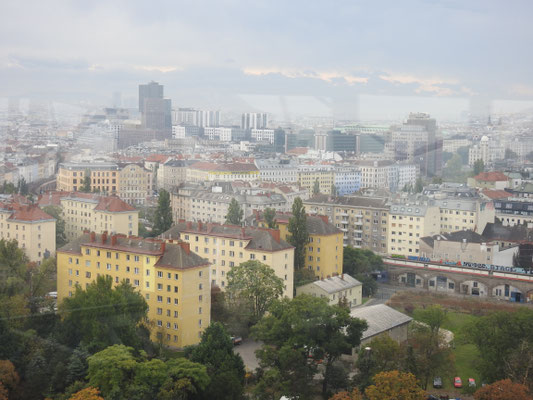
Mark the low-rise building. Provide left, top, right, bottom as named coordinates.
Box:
left=57, top=232, right=210, bottom=347
left=163, top=222, right=294, bottom=298
left=186, top=162, right=259, bottom=183
left=296, top=274, right=362, bottom=307
left=255, top=158, right=299, bottom=183
left=467, top=171, right=510, bottom=190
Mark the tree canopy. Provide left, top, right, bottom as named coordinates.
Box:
left=80, top=170, right=92, bottom=193
left=263, top=207, right=278, bottom=229
left=226, top=260, right=284, bottom=324
left=59, top=275, right=149, bottom=353
left=474, top=379, right=533, bottom=400
left=153, top=189, right=173, bottom=236
left=225, top=198, right=243, bottom=226
left=43, top=205, right=68, bottom=247
left=188, top=322, right=246, bottom=400
left=287, top=197, right=309, bottom=272
left=313, top=178, right=320, bottom=195
left=252, top=295, right=367, bottom=397
left=364, top=370, right=426, bottom=400
left=342, top=247, right=381, bottom=296
left=473, top=159, right=485, bottom=176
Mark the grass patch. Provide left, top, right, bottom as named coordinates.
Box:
left=162, top=349, right=186, bottom=359
left=362, top=297, right=370, bottom=305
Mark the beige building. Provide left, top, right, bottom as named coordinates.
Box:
left=296, top=274, right=362, bottom=308
left=157, top=159, right=188, bottom=190
left=163, top=222, right=294, bottom=298
left=57, top=232, right=210, bottom=348
left=59, top=192, right=139, bottom=240
left=304, top=195, right=389, bottom=253
left=387, top=203, right=440, bottom=257
left=117, top=163, right=152, bottom=205
left=436, top=198, right=495, bottom=234
left=186, top=162, right=259, bottom=183
left=0, top=202, right=55, bottom=262
left=298, top=167, right=335, bottom=196
left=420, top=230, right=518, bottom=266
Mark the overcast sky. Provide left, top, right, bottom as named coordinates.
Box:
left=2, top=0, right=533, bottom=120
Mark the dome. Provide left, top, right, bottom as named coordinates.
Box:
left=481, top=135, right=489, bottom=142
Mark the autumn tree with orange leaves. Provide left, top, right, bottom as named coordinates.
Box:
left=329, top=388, right=364, bottom=400
left=365, top=370, right=426, bottom=400
left=69, top=387, right=104, bottom=400
left=474, top=379, right=533, bottom=400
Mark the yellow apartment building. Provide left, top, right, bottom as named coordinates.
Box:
left=57, top=232, right=210, bottom=348
left=0, top=202, right=56, bottom=262
left=59, top=192, right=139, bottom=240
left=163, top=221, right=294, bottom=298
left=118, top=163, right=152, bottom=205
left=436, top=198, right=495, bottom=234
left=387, top=203, right=441, bottom=257
left=254, top=211, right=343, bottom=279
left=57, top=162, right=120, bottom=193
left=298, top=168, right=335, bottom=196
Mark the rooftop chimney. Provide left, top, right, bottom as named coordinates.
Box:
left=90, top=232, right=96, bottom=242
left=101, top=232, right=108, bottom=244
left=241, top=227, right=245, bottom=237
left=111, top=235, right=117, bottom=246
left=180, top=241, right=190, bottom=255
left=186, top=221, right=192, bottom=229
left=198, top=220, right=203, bottom=231
left=160, top=242, right=166, bottom=253
left=319, top=215, right=329, bottom=224
left=269, top=228, right=281, bottom=243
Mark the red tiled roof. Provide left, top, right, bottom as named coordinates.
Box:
left=287, top=147, right=309, bottom=155
left=474, top=172, right=509, bottom=182
left=37, top=191, right=70, bottom=207
left=145, top=154, right=170, bottom=163
left=8, top=204, right=54, bottom=222
left=94, top=196, right=136, bottom=212
left=481, top=189, right=512, bottom=200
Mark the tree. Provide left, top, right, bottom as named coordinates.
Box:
left=331, top=184, right=338, bottom=196
left=467, top=308, right=533, bottom=384
left=80, top=170, right=92, bottom=193
left=413, top=305, right=447, bottom=337
left=0, top=360, right=19, bottom=399
left=313, top=178, right=321, bottom=195
left=503, top=339, right=533, bottom=392
left=59, top=275, right=149, bottom=353
left=443, top=154, right=463, bottom=179
left=226, top=260, right=284, bottom=324
left=0, top=238, right=30, bottom=297
left=287, top=198, right=309, bottom=271
left=342, top=247, right=382, bottom=297
left=473, top=159, right=485, bottom=176
left=441, top=151, right=454, bottom=164
left=414, top=178, right=423, bottom=193
left=18, top=177, right=28, bottom=196
left=474, top=379, right=533, bottom=400
left=365, top=370, right=426, bottom=400
left=43, top=205, right=68, bottom=247
left=158, top=358, right=210, bottom=400
left=153, top=189, right=173, bottom=236
left=457, top=146, right=470, bottom=165
left=505, top=148, right=518, bottom=160
left=66, top=347, right=90, bottom=388
left=189, top=322, right=246, bottom=400
left=366, top=335, right=404, bottom=373
left=252, top=295, right=367, bottom=397
left=329, top=388, right=364, bottom=400
left=225, top=198, right=243, bottom=226
left=263, top=207, right=278, bottom=229
left=69, top=387, right=105, bottom=400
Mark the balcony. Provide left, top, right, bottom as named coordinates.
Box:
left=340, top=227, right=348, bottom=232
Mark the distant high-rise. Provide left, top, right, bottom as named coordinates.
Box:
left=241, top=112, right=268, bottom=130
left=138, top=81, right=171, bottom=137
left=173, top=108, right=221, bottom=127
left=139, top=81, right=164, bottom=114
left=389, top=113, right=442, bottom=178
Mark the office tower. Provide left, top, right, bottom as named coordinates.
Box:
left=390, top=113, right=442, bottom=178
left=139, top=81, right=164, bottom=113
left=241, top=112, right=268, bottom=130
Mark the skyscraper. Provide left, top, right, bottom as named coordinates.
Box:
left=241, top=112, right=268, bottom=130
left=389, top=113, right=442, bottom=178
left=139, top=81, right=164, bottom=114
left=138, top=81, right=172, bottom=138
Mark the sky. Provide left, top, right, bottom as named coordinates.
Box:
left=1, top=0, right=533, bottom=121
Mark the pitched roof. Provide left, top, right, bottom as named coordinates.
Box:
left=474, top=171, right=509, bottom=182
left=58, top=233, right=208, bottom=270
left=163, top=222, right=294, bottom=252
left=300, top=274, right=361, bottom=294
left=255, top=211, right=341, bottom=235
left=305, top=194, right=388, bottom=209
left=94, top=196, right=136, bottom=212
left=481, top=189, right=513, bottom=200
left=3, top=204, right=55, bottom=222
left=145, top=154, right=170, bottom=163
left=482, top=222, right=533, bottom=243
left=421, top=230, right=486, bottom=248
left=350, top=304, right=412, bottom=341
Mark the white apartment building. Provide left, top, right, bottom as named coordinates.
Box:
left=255, top=159, right=299, bottom=183
left=251, top=129, right=275, bottom=144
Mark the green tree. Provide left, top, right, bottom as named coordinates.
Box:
left=225, top=198, right=243, bottom=226
left=505, top=148, right=518, bottom=160
left=443, top=154, right=463, bottom=179
left=414, top=178, right=423, bottom=193
left=342, top=247, right=382, bottom=296
left=158, top=358, right=210, bottom=400
left=153, top=189, right=173, bottom=236
left=188, top=322, right=246, bottom=400
left=457, top=146, right=470, bottom=165
left=287, top=198, right=309, bottom=271
left=331, top=184, right=338, bottom=196
left=367, top=335, right=404, bottom=373
left=226, top=260, right=284, bottom=324
left=441, top=151, right=454, bottom=164
left=59, top=275, right=149, bottom=353
left=466, top=308, right=533, bottom=384
left=365, top=370, right=426, bottom=400
left=18, top=177, right=28, bottom=196
left=252, top=295, right=367, bottom=397
left=473, top=159, right=485, bottom=176
left=43, top=205, right=68, bottom=247
left=263, top=207, right=278, bottom=229
left=0, top=239, right=30, bottom=296
left=313, top=178, right=321, bottom=195
left=80, top=170, right=92, bottom=193
left=66, top=347, right=90, bottom=388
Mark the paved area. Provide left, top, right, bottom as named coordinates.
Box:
left=234, top=339, right=262, bottom=371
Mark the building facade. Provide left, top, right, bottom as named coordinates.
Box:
left=57, top=232, right=210, bottom=348
left=296, top=274, right=362, bottom=308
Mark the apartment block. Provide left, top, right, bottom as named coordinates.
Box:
left=436, top=198, right=495, bottom=234
left=304, top=195, right=389, bottom=253
left=0, top=202, right=55, bottom=262
left=387, top=203, right=440, bottom=257
left=163, top=222, right=294, bottom=298
left=186, top=162, right=259, bottom=183
left=57, top=232, right=210, bottom=348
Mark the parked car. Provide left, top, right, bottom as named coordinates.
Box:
left=433, top=377, right=443, bottom=388
left=468, top=378, right=476, bottom=387
left=230, top=336, right=242, bottom=345
left=454, top=377, right=462, bottom=388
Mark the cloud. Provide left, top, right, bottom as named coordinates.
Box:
left=243, top=67, right=368, bottom=85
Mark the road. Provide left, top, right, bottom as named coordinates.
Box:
left=234, top=339, right=262, bottom=371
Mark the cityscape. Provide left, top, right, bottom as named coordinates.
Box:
left=1, top=1, right=533, bottom=400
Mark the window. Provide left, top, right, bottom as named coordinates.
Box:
left=157, top=283, right=163, bottom=290
left=157, top=271, right=163, bottom=278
